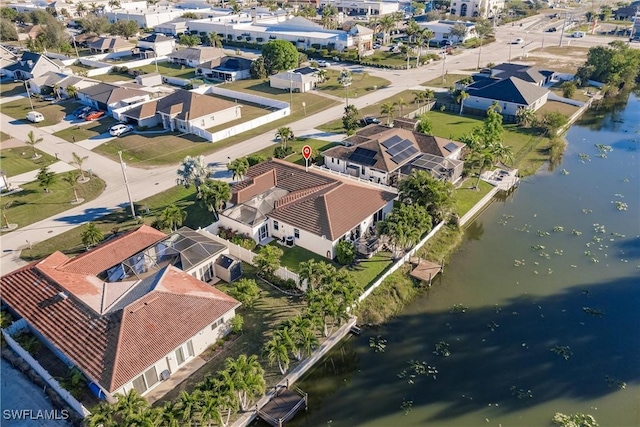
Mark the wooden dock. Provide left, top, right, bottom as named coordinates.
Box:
left=257, top=387, right=308, bottom=427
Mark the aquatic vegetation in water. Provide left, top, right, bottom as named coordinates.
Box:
left=449, top=303, right=468, bottom=313
left=397, top=360, right=438, bottom=383
left=583, top=307, right=605, bottom=318
left=536, top=230, right=551, bottom=237
left=514, top=224, right=531, bottom=233
left=595, top=144, right=613, bottom=157
left=553, top=226, right=564, bottom=232
left=554, top=249, right=563, bottom=255
left=550, top=345, right=573, bottom=360
left=510, top=386, right=533, bottom=399
left=433, top=341, right=451, bottom=357
left=560, top=169, right=570, bottom=175
left=531, top=245, right=545, bottom=251
left=582, top=209, right=593, bottom=214
left=514, top=259, right=525, bottom=267
left=571, top=229, right=583, bottom=236
left=593, top=224, right=606, bottom=234
left=614, top=201, right=628, bottom=211
left=605, top=375, right=626, bottom=389
left=487, top=321, right=499, bottom=331
left=578, top=153, right=591, bottom=162
left=400, top=399, right=413, bottom=415
left=611, top=232, right=626, bottom=238
left=369, top=335, right=387, bottom=353
left=552, top=412, right=598, bottom=427
left=497, top=214, right=515, bottom=226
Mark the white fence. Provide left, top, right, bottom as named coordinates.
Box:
left=548, top=92, right=585, bottom=107
left=2, top=323, right=91, bottom=417
left=80, top=56, right=168, bottom=77
left=309, top=165, right=399, bottom=193
left=200, top=228, right=301, bottom=287
left=201, top=86, right=290, bottom=110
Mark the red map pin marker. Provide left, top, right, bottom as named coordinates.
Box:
left=302, top=145, right=312, bottom=160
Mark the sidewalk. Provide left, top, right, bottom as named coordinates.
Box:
left=7, top=161, right=75, bottom=186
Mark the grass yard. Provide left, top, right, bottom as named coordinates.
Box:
left=206, top=102, right=270, bottom=133
left=1, top=98, right=82, bottom=127
left=266, top=241, right=336, bottom=272
left=316, top=70, right=390, bottom=99
left=318, top=90, right=422, bottom=133
left=0, top=148, right=57, bottom=177
left=1, top=131, right=11, bottom=141
left=1, top=174, right=106, bottom=234
left=536, top=100, right=581, bottom=119
left=250, top=137, right=338, bottom=166
left=90, top=73, right=135, bottom=83
left=548, top=83, right=592, bottom=103
left=454, top=178, right=494, bottom=216
left=21, top=185, right=215, bottom=260
left=348, top=251, right=394, bottom=289
left=421, top=73, right=470, bottom=88
left=133, top=62, right=197, bottom=79
left=54, top=117, right=119, bottom=142
left=0, top=81, right=26, bottom=97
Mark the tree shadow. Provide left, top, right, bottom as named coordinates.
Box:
left=53, top=207, right=113, bottom=224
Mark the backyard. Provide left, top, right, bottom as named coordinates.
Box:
left=316, top=70, right=390, bottom=99
left=205, top=102, right=271, bottom=134
left=536, top=100, right=581, bottom=118
left=1, top=98, right=81, bottom=127
left=249, top=137, right=338, bottom=166
left=454, top=178, right=494, bottom=216
left=132, top=62, right=197, bottom=79
left=1, top=174, right=106, bottom=234
left=54, top=117, right=119, bottom=142
left=0, top=148, right=57, bottom=177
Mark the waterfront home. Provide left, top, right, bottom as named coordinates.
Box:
left=463, top=76, right=550, bottom=116
left=0, top=225, right=241, bottom=402
left=218, top=159, right=397, bottom=259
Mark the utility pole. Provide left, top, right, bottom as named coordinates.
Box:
left=72, top=35, right=80, bottom=58
left=23, top=80, right=34, bottom=110
left=289, top=71, right=293, bottom=109
left=118, top=151, right=136, bottom=219
left=559, top=13, right=568, bottom=47
left=441, top=50, right=447, bottom=84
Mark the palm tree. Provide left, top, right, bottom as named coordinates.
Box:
left=457, top=90, right=469, bottom=115
left=264, top=333, right=290, bottom=375
left=1, top=201, right=14, bottom=229
left=76, top=2, right=87, bottom=16
left=287, top=315, right=318, bottom=359
left=66, top=84, right=78, bottom=99
left=177, top=155, right=211, bottom=196
left=394, top=98, right=408, bottom=117
left=422, top=29, right=435, bottom=52
left=208, top=32, right=223, bottom=48
left=413, top=91, right=427, bottom=105
left=516, top=107, right=536, bottom=127
left=52, top=83, right=61, bottom=100
left=379, top=14, right=395, bottom=44
left=85, top=401, right=116, bottom=427
left=70, top=152, right=90, bottom=182
left=199, top=179, right=231, bottom=214
left=158, top=401, right=181, bottom=427
left=224, top=354, right=266, bottom=411
left=314, top=69, right=328, bottom=83
left=491, top=141, right=514, bottom=166
left=177, top=391, right=198, bottom=426
left=298, top=259, right=335, bottom=292
left=338, top=69, right=353, bottom=106
left=227, top=158, right=249, bottom=180
left=108, top=0, right=121, bottom=9
left=64, top=170, right=81, bottom=203
left=36, top=166, right=56, bottom=193
left=25, top=131, right=43, bottom=159
left=114, top=389, right=148, bottom=420
left=475, top=18, right=494, bottom=70
left=159, top=205, right=187, bottom=231
left=198, top=392, right=223, bottom=427
left=206, top=376, right=238, bottom=427
left=81, top=222, right=103, bottom=249
left=89, top=2, right=100, bottom=15
left=415, top=32, right=426, bottom=67
left=380, top=102, right=396, bottom=125
left=275, top=127, right=293, bottom=149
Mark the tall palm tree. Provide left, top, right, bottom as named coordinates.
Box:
left=380, top=102, right=396, bottom=125
left=76, top=2, right=87, bottom=16
left=516, top=107, right=536, bottom=127
left=275, top=127, right=293, bottom=149
left=207, top=376, right=238, bottom=427
left=66, top=84, right=78, bottom=99
left=298, top=259, right=335, bottom=292
left=159, top=205, right=187, bottom=231
left=413, top=91, right=427, bottom=105
left=177, top=391, right=198, bottom=426
left=475, top=18, right=494, bottom=70
left=457, top=90, right=469, bottom=115
left=415, top=32, right=426, bottom=67
left=85, top=401, right=116, bottom=427
left=198, top=179, right=231, bottom=214
left=314, top=68, right=328, bottom=83
left=114, top=389, right=148, bottom=420
left=224, top=354, right=266, bottom=411
left=70, top=152, right=90, bottom=182
left=379, top=14, right=395, bottom=44
left=208, top=32, right=223, bottom=48
left=198, top=392, right=224, bottom=427
left=25, top=131, right=43, bottom=159
left=1, top=201, right=14, bottom=229
left=422, top=29, right=435, bottom=52
left=227, top=158, right=249, bottom=180
left=338, top=69, right=353, bottom=106
left=287, top=315, right=318, bottom=360
left=108, top=0, right=121, bottom=9
left=264, top=333, right=290, bottom=375
left=177, top=155, right=211, bottom=196
left=158, top=401, right=181, bottom=427
left=394, top=98, right=408, bottom=117
left=64, top=170, right=81, bottom=203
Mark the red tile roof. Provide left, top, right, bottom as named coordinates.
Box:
left=1, top=263, right=239, bottom=393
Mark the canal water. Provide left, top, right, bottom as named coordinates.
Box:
left=287, top=93, right=640, bottom=427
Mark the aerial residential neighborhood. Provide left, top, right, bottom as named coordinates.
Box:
left=0, top=0, right=639, bottom=426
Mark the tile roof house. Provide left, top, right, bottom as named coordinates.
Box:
left=134, top=33, right=176, bottom=58
left=78, top=82, right=151, bottom=113
left=2, top=51, right=67, bottom=80
left=269, top=67, right=320, bottom=93
left=120, top=89, right=241, bottom=133
left=219, top=159, right=397, bottom=259
left=323, top=120, right=465, bottom=186
left=169, top=47, right=225, bottom=67
left=28, top=71, right=100, bottom=98
left=0, top=225, right=240, bottom=402
left=88, top=36, right=133, bottom=54
left=196, top=56, right=254, bottom=82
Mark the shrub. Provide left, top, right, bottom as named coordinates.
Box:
left=231, top=314, right=244, bottom=334
left=311, top=43, right=321, bottom=49
left=274, top=146, right=293, bottom=159
left=336, top=240, right=356, bottom=265
left=319, top=49, right=328, bottom=57
left=246, top=153, right=267, bottom=166
left=561, top=81, right=577, bottom=98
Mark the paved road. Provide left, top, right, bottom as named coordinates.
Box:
left=1, top=12, right=635, bottom=276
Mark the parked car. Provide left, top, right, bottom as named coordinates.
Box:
left=317, top=60, right=330, bottom=67
left=26, top=111, right=44, bottom=123
left=72, top=106, right=91, bottom=117
left=572, top=31, right=585, bottom=38
left=85, top=111, right=105, bottom=121
left=545, top=27, right=557, bottom=32
left=360, top=117, right=381, bottom=126
left=109, top=123, right=134, bottom=137
left=513, top=38, right=524, bottom=44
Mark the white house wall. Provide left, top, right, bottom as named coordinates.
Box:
left=467, top=96, right=524, bottom=116
left=185, top=105, right=241, bottom=131
left=218, top=214, right=262, bottom=242
left=271, top=218, right=336, bottom=259
left=137, top=40, right=176, bottom=57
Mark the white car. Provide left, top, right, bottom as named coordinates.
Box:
left=26, top=111, right=44, bottom=123
left=109, top=124, right=133, bottom=137
left=513, top=38, right=525, bottom=44
left=317, top=60, right=330, bottom=67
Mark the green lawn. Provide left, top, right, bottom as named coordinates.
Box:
left=454, top=178, right=494, bottom=216
left=318, top=90, right=424, bottom=133
left=421, top=73, right=470, bottom=88
left=53, top=117, right=119, bottom=142
left=91, top=73, right=136, bottom=83
left=249, top=137, right=338, bottom=166
left=206, top=102, right=270, bottom=133
left=21, top=185, right=215, bottom=260
left=1, top=98, right=81, bottom=127
left=536, top=100, right=581, bottom=119
left=548, top=83, right=592, bottom=103
left=348, top=251, right=394, bottom=289
left=1, top=174, right=106, bottom=234
left=316, top=70, right=390, bottom=99
left=133, top=62, right=197, bottom=79
left=1, top=148, right=57, bottom=177
left=265, top=241, right=338, bottom=272
left=0, top=81, right=26, bottom=97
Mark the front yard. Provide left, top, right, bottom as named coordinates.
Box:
left=0, top=81, right=26, bottom=97
left=316, top=70, right=390, bottom=99
left=132, top=62, right=197, bottom=79
left=421, top=73, right=470, bottom=88
left=53, top=117, right=119, bottom=142
left=1, top=148, right=57, bottom=177
left=1, top=98, right=81, bottom=127
left=1, top=174, right=106, bottom=234
left=249, top=137, right=338, bottom=166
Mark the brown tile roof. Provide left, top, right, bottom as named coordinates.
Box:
left=79, top=83, right=148, bottom=105
left=1, top=263, right=239, bottom=393
left=122, top=90, right=238, bottom=122
left=230, top=160, right=396, bottom=241
left=89, top=36, right=132, bottom=51
left=122, top=100, right=158, bottom=120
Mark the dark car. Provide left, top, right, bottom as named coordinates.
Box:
left=73, top=106, right=92, bottom=118
left=545, top=27, right=557, bottom=32
left=360, top=117, right=381, bottom=126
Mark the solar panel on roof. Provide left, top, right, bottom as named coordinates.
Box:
left=444, top=142, right=459, bottom=152
left=349, top=150, right=377, bottom=166
left=386, top=139, right=414, bottom=156
left=353, top=147, right=377, bottom=158
left=381, top=135, right=403, bottom=149
left=390, top=146, right=419, bottom=164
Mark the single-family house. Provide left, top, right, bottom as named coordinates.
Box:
left=78, top=82, right=151, bottom=112
left=133, top=33, right=176, bottom=58
left=269, top=67, right=320, bottom=93
left=169, top=47, right=225, bottom=68
left=0, top=45, right=18, bottom=75
left=323, top=120, right=465, bottom=186
left=348, top=24, right=374, bottom=54
left=88, top=36, right=133, bottom=54
left=73, top=33, right=101, bottom=48
left=219, top=159, right=397, bottom=259
left=120, top=89, right=241, bottom=132
left=481, top=63, right=554, bottom=86
left=2, top=51, right=66, bottom=80
left=0, top=225, right=241, bottom=402
left=28, top=71, right=100, bottom=97
left=196, top=56, right=253, bottom=82
left=464, top=76, right=550, bottom=116
left=154, top=20, right=189, bottom=36
left=417, top=20, right=477, bottom=43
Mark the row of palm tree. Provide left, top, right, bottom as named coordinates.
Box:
left=85, top=355, right=265, bottom=427
left=380, top=98, right=409, bottom=125
left=264, top=314, right=318, bottom=375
